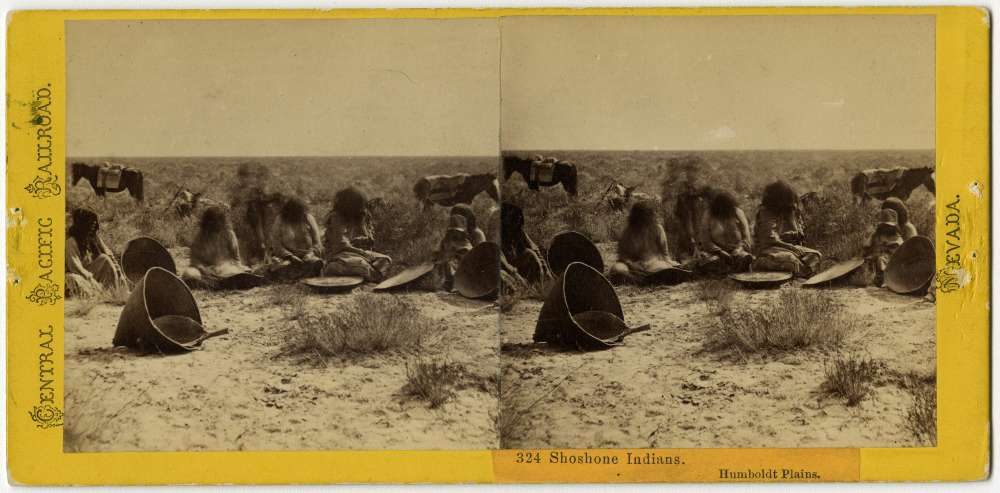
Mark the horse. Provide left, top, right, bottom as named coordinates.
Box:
left=413, top=173, right=500, bottom=210
left=71, top=162, right=144, bottom=201
left=850, top=167, right=935, bottom=204
left=502, top=155, right=578, bottom=196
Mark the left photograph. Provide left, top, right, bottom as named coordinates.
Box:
left=63, top=19, right=501, bottom=451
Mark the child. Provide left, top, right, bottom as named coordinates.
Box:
left=864, top=208, right=904, bottom=287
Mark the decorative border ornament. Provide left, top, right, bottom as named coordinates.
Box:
left=25, top=174, right=62, bottom=199
left=29, top=404, right=64, bottom=429
left=26, top=281, right=61, bottom=305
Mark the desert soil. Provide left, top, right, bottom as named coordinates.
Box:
left=63, top=250, right=499, bottom=452
left=500, top=244, right=935, bottom=449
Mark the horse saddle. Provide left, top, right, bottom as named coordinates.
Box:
left=862, top=167, right=906, bottom=196
left=97, top=165, right=124, bottom=190
left=427, top=174, right=467, bottom=202
left=529, top=161, right=557, bottom=185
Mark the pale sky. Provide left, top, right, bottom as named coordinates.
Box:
left=67, top=19, right=500, bottom=157
left=68, top=16, right=934, bottom=156
left=500, top=15, right=934, bottom=151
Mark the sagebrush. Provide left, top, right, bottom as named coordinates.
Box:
left=401, top=360, right=465, bottom=408
left=820, top=355, right=886, bottom=406
left=704, top=289, right=856, bottom=355
left=904, top=373, right=937, bottom=445
left=285, top=293, right=433, bottom=359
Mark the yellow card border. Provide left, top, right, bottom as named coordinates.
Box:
left=6, top=7, right=990, bottom=485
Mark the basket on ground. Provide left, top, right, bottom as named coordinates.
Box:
left=121, top=236, right=176, bottom=284
left=885, top=236, right=935, bottom=294
left=547, top=231, right=604, bottom=276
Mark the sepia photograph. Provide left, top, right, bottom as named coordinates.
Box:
left=59, top=14, right=939, bottom=455
left=62, top=19, right=502, bottom=452
left=497, top=15, right=937, bottom=449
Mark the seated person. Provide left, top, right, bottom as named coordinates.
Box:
left=322, top=186, right=392, bottom=282
left=182, top=206, right=252, bottom=289
left=692, top=191, right=754, bottom=275
left=500, top=202, right=547, bottom=283
left=432, top=215, right=473, bottom=292
left=864, top=209, right=904, bottom=287
left=450, top=204, right=487, bottom=246
left=881, top=197, right=918, bottom=240
left=609, top=201, right=679, bottom=284
left=262, top=197, right=323, bottom=281
left=65, top=208, right=126, bottom=296
left=751, top=180, right=821, bottom=277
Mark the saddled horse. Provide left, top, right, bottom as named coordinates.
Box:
left=413, top=173, right=500, bottom=209
left=502, top=155, right=578, bottom=197
left=850, top=167, right=935, bottom=204
left=71, top=162, right=144, bottom=201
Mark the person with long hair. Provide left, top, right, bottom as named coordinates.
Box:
left=265, top=197, right=323, bottom=280
left=881, top=197, right=918, bottom=240
left=500, top=202, right=547, bottom=283
left=609, top=200, right=679, bottom=284
left=751, top=180, right=821, bottom=276
left=322, top=186, right=392, bottom=281
left=693, top=191, right=754, bottom=274
left=65, top=208, right=125, bottom=296
left=181, top=206, right=252, bottom=288
left=668, top=156, right=715, bottom=260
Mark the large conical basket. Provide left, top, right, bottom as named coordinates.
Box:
left=121, top=236, right=177, bottom=284
left=454, top=242, right=501, bottom=299
left=113, top=267, right=204, bottom=353
left=885, top=236, right=935, bottom=295
left=547, top=230, right=604, bottom=276
left=535, top=261, right=624, bottom=349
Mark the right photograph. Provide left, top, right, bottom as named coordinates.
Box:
left=498, top=15, right=936, bottom=449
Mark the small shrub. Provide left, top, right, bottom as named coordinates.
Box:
left=696, top=279, right=736, bottom=314
left=500, top=274, right=556, bottom=313
left=905, top=373, right=937, bottom=445
left=401, top=360, right=464, bottom=408
left=64, top=387, right=148, bottom=453
left=66, top=298, right=99, bottom=318
left=820, top=355, right=886, bottom=406
left=98, top=283, right=132, bottom=307
left=285, top=294, right=432, bottom=359
left=704, top=289, right=856, bottom=355
left=497, top=379, right=530, bottom=448
left=267, top=284, right=308, bottom=308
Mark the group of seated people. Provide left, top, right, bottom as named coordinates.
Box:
left=65, top=186, right=494, bottom=296
left=607, top=179, right=920, bottom=286
left=65, top=177, right=923, bottom=297
left=498, top=179, right=921, bottom=290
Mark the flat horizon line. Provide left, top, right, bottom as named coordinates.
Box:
left=67, top=148, right=934, bottom=160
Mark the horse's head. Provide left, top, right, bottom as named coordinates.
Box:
left=561, top=163, right=579, bottom=196
left=70, top=162, right=86, bottom=185
left=501, top=157, right=520, bottom=180
left=413, top=177, right=430, bottom=201
left=488, top=177, right=501, bottom=202
left=921, top=167, right=936, bottom=194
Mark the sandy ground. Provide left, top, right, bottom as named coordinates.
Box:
left=64, top=250, right=499, bottom=452
left=500, top=244, right=935, bottom=449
